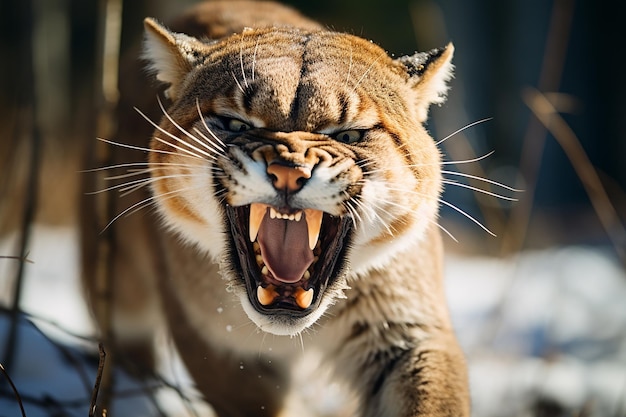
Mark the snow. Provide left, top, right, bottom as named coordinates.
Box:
left=1, top=225, right=625, bottom=416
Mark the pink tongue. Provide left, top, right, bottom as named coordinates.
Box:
left=257, top=212, right=314, bottom=283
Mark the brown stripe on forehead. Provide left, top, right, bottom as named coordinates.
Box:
left=337, top=91, right=350, bottom=126
left=288, top=33, right=314, bottom=125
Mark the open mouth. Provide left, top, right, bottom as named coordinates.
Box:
left=225, top=203, right=352, bottom=315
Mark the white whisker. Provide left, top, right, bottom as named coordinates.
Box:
left=440, top=151, right=496, bottom=165
left=438, top=199, right=496, bottom=236
left=342, top=198, right=362, bottom=228
left=86, top=177, right=152, bottom=195
left=353, top=196, right=395, bottom=236
left=239, top=31, right=249, bottom=89
left=195, top=99, right=227, bottom=148
left=352, top=51, right=385, bottom=92
left=104, top=168, right=152, bottom=181
left=363, top=151, right=499, bottom=177
left=251, top=38, right=260, bottom=83
left=231, top=71, right=245, bottom=94
left=383, top=185, right=496, bottom=236
left=81, top=162, right=201, bottom=173
left=441, top=180, right=518, bottom=201
left=96, top=137, right=204, bottom=161
left=442, top=170, right=523, bottom=192
left=357, top=191, right=458, bottom=242
left=153, top=136, right=206, bottom=160
left=121, top=185, right=204, bottom=225
left=102, top=184, right=204, bottom=232
left=435, top=117, right=493, bottom=146
left=87, top=173, right=202, bottom=195
left=156, top=97, right=222, bottom=159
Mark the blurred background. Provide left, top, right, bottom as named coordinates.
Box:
left=1, top=0, right=625, bottom=416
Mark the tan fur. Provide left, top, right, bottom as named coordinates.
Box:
left=81, top=1, right=469, bottom=416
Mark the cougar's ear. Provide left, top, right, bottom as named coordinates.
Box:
left=142, top=18, right=206, bottom=100
left=396, top=43, right=454, bottom=123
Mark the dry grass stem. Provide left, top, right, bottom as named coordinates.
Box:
left=523, top=88, right=626, bottom=264
left=0, top=362, right=27, bottom=417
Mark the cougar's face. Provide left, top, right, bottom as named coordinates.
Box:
left=148, top=28, right=442, bottom=335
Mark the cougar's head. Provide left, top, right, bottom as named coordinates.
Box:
left=142, top=18, right=453, bottom=335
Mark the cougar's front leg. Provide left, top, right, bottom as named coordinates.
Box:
left=361, top=333, right=470, bottom=417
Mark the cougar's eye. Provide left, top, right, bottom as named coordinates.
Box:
left=227, top=118, right=252, bottom=132
left=334, top=129, right=363, bottom=144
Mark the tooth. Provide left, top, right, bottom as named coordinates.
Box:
left=261, top=265, right=269, bottom=276
left=303, top=270, right=310, bottom=280
left=255, top=254, right=263, bottom=266
left=304, top=209, right=323, bottom=250
left=257, top=285, right=278, bottom=306
left=294, top=211, right=303, bottom=222
left=249, top=203, right=267, bottom=242
left=295, top=287, right=314, bottom=309
left=270, top=207, right=277, bottom=219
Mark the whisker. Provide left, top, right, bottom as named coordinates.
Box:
left=104, top=168, right=152, bottom=181
left=153, top=136, right=206, bottom=160
left=156, top=97, right=222, bottom=159
left=192, top=127, right=226, bottom=157
left=360, top=193, right=458, bottom=242
left=81, top=162, right=201, bottom=173
left=439, top=199, right=496, bottom=236
left=433, top=221, right=458, bottom=242
left=121, top=185, right=203, bottom=225
left=435, top=117, right=493, bottom=146
left=137, top=104, right=217, bottom=161
left=441, top=170, right=523, bottom=192
left=96, top=137, right=204, bottom=161
left=383, top=186, right=496, bottom=236
left=231, top=71, right=245, bottom=94
left=251, top=38, right=260, bottom=83
left=354, top=196, right=396, bottom=236
left=361, top=151, right=497, bottom=176
left=87, top=173, right=202, bottom=195
left=441, top=151, right=496, bottom=165
left=239, top=31, right=249, bottom=89
left=102, top=184, right=203, bottom=232
left=86, top=177, right=153, bottom=195
left=352, top=51, right=385, bottom=92
left=119, top=179, right=155, bottom=197
left=342, top=198, right=362, bottom=228
left=195, top=99, right=227, bottom=150
left=441, top=180, right=518, bottom=201
left=105, top=166, right=223, bottom=183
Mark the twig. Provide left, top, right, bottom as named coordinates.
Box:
left=89, top=343, right=107, bottom=417
left=92, top=0, right=124, bottom=410
left=0, top=255, right=34, bottom=264
left=500, top=0, right=575, bottom=255
left=3, top=0, right=43, bottom=376
left=0, top=362, right=28, bottom=417
left=523, top=88, right=626, bottom=264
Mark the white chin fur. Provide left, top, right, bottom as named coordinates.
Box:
left=238, top=293, right=327, bottom=336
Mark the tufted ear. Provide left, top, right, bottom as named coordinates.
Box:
left=395, top=43, right=454, bottom=123
left=142, top=18, right=207, bottom=100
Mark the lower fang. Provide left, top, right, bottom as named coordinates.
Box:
left=295, top=287, right=314, bottom=309
left=257, top=285, right=278, bottom=306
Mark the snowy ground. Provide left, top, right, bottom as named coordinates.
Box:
left=1, top=225, right=625, bottom=417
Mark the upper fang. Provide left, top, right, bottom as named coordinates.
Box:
left=249, top=203, right=268, bottom=242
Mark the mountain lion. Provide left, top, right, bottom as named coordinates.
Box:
left=81, top=1, right=470, bottom=416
